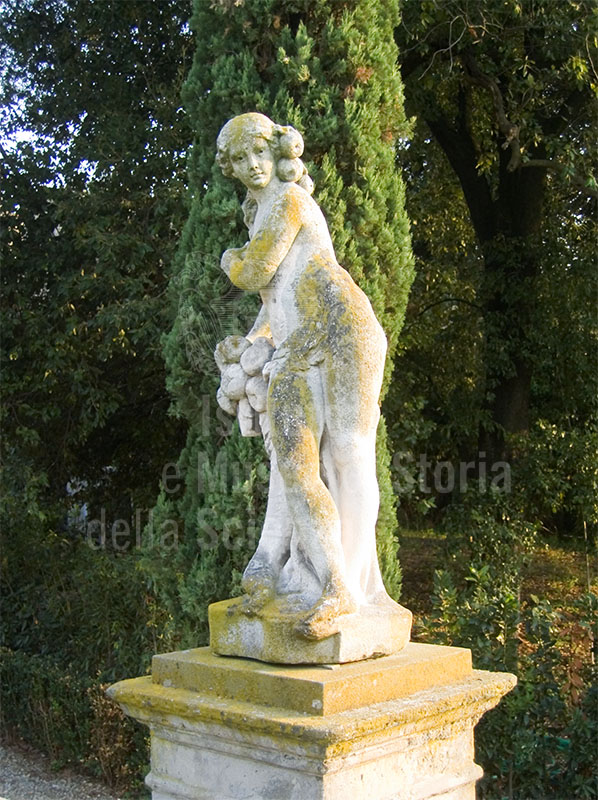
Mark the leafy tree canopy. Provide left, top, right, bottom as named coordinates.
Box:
left=393, top=0, right=597, bottom=463
left=1, top=0, right=193, bottom=523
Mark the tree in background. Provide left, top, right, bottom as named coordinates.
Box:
left=143, top=0, right=414, bottom=642
left=391, top=5, right=597, bottom=795
left=1, top=2, right=192, bottom=777
left=1, top=0, right=192, bottom=532
left=397, top=0, right=597, bottom=464
left=392, top=0, right=597, bottom=537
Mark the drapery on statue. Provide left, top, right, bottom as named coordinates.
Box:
left=213, top=113, right=411, bottom=655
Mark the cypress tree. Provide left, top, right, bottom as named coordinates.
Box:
left=144, top=0, right=414, bottom=644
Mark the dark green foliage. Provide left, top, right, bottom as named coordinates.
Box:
left=141, top=433, right=271, bottom=645
left=395, top=0, right=597, bottom=472
left=1, top=651, right=90, bottom=764
left=389, top=1, right=598, bottom=548
left=144, top=0, right=415, bottom=632
left=420, top=570, right=598, bottom=800
left=418, top=471, right=597, bottom=798
left=1, top=0, right=192, bottom=786
left=0, top=507, right=163, bottom=791
left=0, top=520, right=167, bottom=679
left=1, top=0, right=194, bottom=589
left=1, top=0, right=192, bottom=527
left=0, top=649, right=149, bottom=792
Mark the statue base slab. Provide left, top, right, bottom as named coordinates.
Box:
left=208, top=595, right=413, bottom=664
left=108, top=643, right=516, bottom=800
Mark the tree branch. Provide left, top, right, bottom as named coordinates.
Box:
left=425, top=111, right=496, bottom=243
left=459, top=52, right=596, bottom=200
left=461, top=50, right=522, bottom=172
left=521, top=159, right=598, bottom=198
left=405, top=296, right=484, bottom=329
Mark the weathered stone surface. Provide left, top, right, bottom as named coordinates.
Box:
left=212, top=112, right=409, bottom=656
left=209, top=595, right=412, bottom=664
left=152, top=643, right=471, bottom=715
left=214, top=334, right=251, bottom=370
left=216, top=385, right=237, bottom=415
left=240, top=336, right=275, bottom=376
left=245, top=375, right=268, bottom=412
left=220, top=362, right=247, bottom=401
left=107, top=644, right=516, bottom=800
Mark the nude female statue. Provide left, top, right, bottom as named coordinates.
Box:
left=215, top=113, right=392, bottom=641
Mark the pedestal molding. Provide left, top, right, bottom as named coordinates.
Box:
left=109, top=668, right=514, bottom=750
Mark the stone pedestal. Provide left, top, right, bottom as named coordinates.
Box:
left=108, top=643, right=516, bottom=800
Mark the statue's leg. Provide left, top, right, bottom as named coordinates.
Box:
left=323, top=342, right=387, bottom=602
left=241, top=451, right=292, bottom=615
left=268, top=362, right=357, bottom=639
left=324, top=420, right=385, bottom=600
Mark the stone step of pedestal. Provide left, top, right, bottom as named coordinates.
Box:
left=152, top=642, right=472, bottom=716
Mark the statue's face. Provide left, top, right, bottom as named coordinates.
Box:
left=229, top=132, right=274, bottom=190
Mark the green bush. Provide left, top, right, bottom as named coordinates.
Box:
left=420, top=566, right=598, bottom=800
left=0, top=649, right=148, bottom=794
left=1, top=523, right=168, bottom=679
left=439, top=486, right=539, bottom=591
left=477, top=594, right=598, bottom=800
left=0, top=520, right=160, bottom=794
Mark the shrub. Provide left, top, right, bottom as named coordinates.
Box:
left=419, top=567, right=598, bottom=800
left=0, top=649, right=148, bottom=793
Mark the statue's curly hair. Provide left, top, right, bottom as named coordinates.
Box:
left=216, top=112, right=314, bottom=195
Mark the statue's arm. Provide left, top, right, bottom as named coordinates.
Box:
left=222, top=189, right=304, bottom=291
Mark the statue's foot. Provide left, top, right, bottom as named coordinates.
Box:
left=240, top=585, right=273, bottom=617
left=294, top=589, right=357, bottom=641
left=241, top=561, right=275, bottom=617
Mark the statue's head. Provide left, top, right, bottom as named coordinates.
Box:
left=216, top=112, right=313, bottom=194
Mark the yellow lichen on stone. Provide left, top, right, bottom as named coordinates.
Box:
left=107, top=654, right=516, bottom=752
left=151, top=643, right=477, bottom=716
left=209, top=596, right=412, bottom=664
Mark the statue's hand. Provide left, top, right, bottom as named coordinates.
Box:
left=220, top=244, right=248, bottom=278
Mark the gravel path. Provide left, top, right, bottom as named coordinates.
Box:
left=0, top=741, right=124, bottom=800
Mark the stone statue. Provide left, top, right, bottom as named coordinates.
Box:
left=213, top=112, right=411, bottom=661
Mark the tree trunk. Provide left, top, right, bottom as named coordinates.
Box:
left=425, top=111, right=547, bottom=462
left=479, top=153, right=546, bottom=461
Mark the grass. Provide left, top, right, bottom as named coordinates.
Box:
left=397, top=528, right=446, bottom=616
left=521, top=534, right=597, bottom=604
left=399, top=527, right=597, bottom=612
